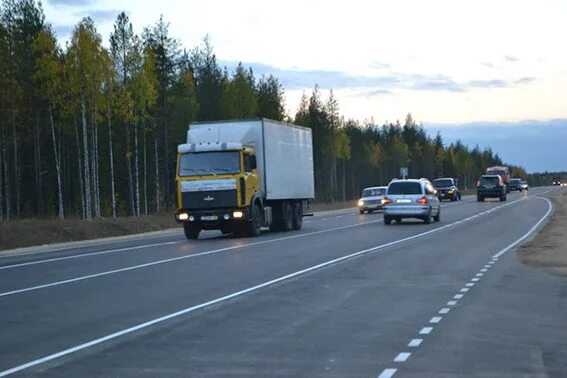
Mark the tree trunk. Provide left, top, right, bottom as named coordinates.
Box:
left=34, top=111, right=44, bottom=216
left=10, top=76, right=20, bottom=217
left=107, top=91, right=116, bottom=218
left=49, top=102, right=64, bottom=219
left=1, top=126, right=9, bottom=220
left=162, top=91, right=170, bottom=207
left=74, top=112, right=86, bottom=219
left=126, top=125, right=135, bottom=216
left=154, top=137, right=161, bottom=213
left=0, top=125, right=3, bottom=220
left=143, top=131, right=148, bottom=216
left=342, top=159, right=346, bottom=202
left=134, top=122, right=140, bottom=217
left=80, top=85, right=91, bottom=220
left=93, top=100, right=100, bottom=217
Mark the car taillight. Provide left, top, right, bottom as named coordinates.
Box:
left=382, top=197, right=392, bottom=205
left=417, top=197, right=428, bottom=205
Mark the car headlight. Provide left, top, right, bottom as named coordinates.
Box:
left=178, top=213, right=189, bottom=221
left=448, top=190, right=454, bottom=194
left=357, top=200, right=364, bottom=207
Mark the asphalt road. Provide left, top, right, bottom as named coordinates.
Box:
left=0, top=187, right=565, bottom=377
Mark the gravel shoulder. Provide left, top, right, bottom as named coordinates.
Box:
left=517, top=189, right=567, bottom=277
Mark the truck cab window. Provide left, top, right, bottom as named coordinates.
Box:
left=244, top=155, right=257, bottom=172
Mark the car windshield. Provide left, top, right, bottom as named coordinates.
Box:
left=178, top=151, right=240, bottom=177
left=480, top=176, right=500, bottom=185
left=362, top=188, right=385, bottom=197
left=433, top=179, right=453, bottom=188
left=387, top=182, right=423, bottom=195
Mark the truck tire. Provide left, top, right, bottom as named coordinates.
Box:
left=248, top=204, right=262, bottom=237
left=183, top=223, right=200, bottom=240
left=282, top=202, right=293, bottom=231
left=292, top=202, right=303, bottom=230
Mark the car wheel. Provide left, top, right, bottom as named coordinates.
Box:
left=359, top=209, right=365, bottom=214
left=433, top=207, right=441, bottom=222
left=384, top=215, right=392, bottom=225
left=424, top=211, right=432, bottom=224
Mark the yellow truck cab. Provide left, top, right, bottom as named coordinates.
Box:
left=175, top=119, right=314, bottom=240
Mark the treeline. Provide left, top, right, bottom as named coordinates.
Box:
left=527, top=172, right=567, bottom=186
left=0, top=1, right=526, bottom=221
left=0, top=1, right=284, bottom=220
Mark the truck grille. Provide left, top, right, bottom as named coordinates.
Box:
left=181, top=190, right=237, bottom=210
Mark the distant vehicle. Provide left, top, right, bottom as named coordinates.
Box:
left=175, top=119, right=314, bottom=240
left=432, top=177, right=461, bottom=201
left=552, top=177, right=561, bottom=186
left=486, top=166, right=510, bottom=193
left=562, top=179, right=567, bottom=187
left=477, top=175, right=507, bottom=202
left=382, top=178, right=441, bottom=225
left=521, top=181, right=529, bottom=191
left=358, top=186, right=387, bottom=214
left=509, top=178, right=523, bottom=192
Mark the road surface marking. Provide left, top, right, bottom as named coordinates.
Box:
left=447, top=300, right=458, bottom=306
left=460, top=288, right=470, bottom=293
left=471, top=278, right=480, bottom=282
left=1, top=193, right=555, bottom=376
left=0, top=192, right=534, bottom=298
left=377, top=368, right=397, bottom=378
left=430, top=316, right=442, bottom=323
left=394, top=353, right=411, bottom=362
left=481, top=268, right=488, bottom=272
left=0, top=241, right=182, bottom=270
left=476, top=273, right=484, bottom=277
left=419, top=327, right=433, bottom=335
left=439, top=308, right=450, bottom=314
left=408, top=339, right=423, bottom=347
left=454, top=294, right=464, bottom=299
left=465, top=283, right=475, bottom=287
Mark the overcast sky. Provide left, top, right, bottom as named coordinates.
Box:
left=44, top=0, right=567, bottom=125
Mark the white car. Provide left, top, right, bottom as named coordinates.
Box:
left=358, top=186, right=387, bottom=214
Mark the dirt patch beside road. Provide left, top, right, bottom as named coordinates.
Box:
left=0, top=213, right=179, bottom=251
left=517, top=189, right=567, bottom=277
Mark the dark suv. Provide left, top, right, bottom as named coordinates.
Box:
left=477, top=175, right=507, bottom=202
left=432, top=178, right=461, bottom=201
left=509, top=178, right=522, bottom=192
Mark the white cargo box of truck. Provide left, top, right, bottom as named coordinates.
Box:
left=186, top=119, right=315, bottom=200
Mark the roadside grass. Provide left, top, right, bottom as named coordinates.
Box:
left=517, top=189, right=567, bottom=277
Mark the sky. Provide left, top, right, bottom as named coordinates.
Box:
left=43, top=0, right=567, bottom=171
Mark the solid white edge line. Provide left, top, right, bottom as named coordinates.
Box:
left=0, top=219, right=382, bottom=270
left=492, top=196, right=553, bottom=259
left=378, top=368, right=398, bottom=378
left=0, top=189, right=536, bottom=298
left=0, top=191, right=556, bottom=376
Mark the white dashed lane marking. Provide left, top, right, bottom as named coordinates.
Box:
left=438, top=308, right=450, bottom=314
left=429, top=316, right=442, bottom=324
left=419, top=327, right=433, bottom=335
left=447, top=300, right=458, bottom=306
left=394, top=353, right=411, bottom=362
left=408, top=339, right=423, bottom=347
left=378, top=368, right=398, bottom=378
left=453, top=294, right=464, bottom=299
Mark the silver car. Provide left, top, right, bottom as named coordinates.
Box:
left=383, top=179, right=441, bottom=225
left=358, top=186, right=387, bottom=214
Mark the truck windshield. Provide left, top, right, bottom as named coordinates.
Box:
left=433, top=179, right=453, bottom=188
left=178, top=151, right=240, bottom=177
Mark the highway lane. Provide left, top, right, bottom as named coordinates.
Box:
left=0, top=187, right=561, bottom=377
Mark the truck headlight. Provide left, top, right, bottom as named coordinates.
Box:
left=233, top=211, right=244, bottom=218
left=357, top=200, right=364, bottom=207
left=178, top=213, right=189, bottom=221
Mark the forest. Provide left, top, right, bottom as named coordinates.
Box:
left=0, top=0, right=528, bottom=221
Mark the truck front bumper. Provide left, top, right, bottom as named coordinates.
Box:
left=175, top=208, right=250, bottom=230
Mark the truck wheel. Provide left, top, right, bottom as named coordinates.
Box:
left=248, top=204, right=262, bottom=237
left=183, top=223, right=200, bottom=240
left=292, top=202, right=303, bottom=230
left=282, top=202, right=293, bottom=231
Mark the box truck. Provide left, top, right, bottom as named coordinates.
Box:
left=486, top=166, right=510, bottom=193
left=175, top=119, right=315, bottom=239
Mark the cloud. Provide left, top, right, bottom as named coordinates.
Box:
left=48, top=0, right=95, bottom=5
left=86, top=9, right=122, bottom=23
left=504, top=55, right=519, bottom=62
left=481, top=61, right=495, bottom=69
left=468, top=79, right=507, bottom=88
left=407, top=74, right=464, bottom=92
left=515, top=77, right=536, bottom=85
left=368, top=61, right=391, bottom=70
